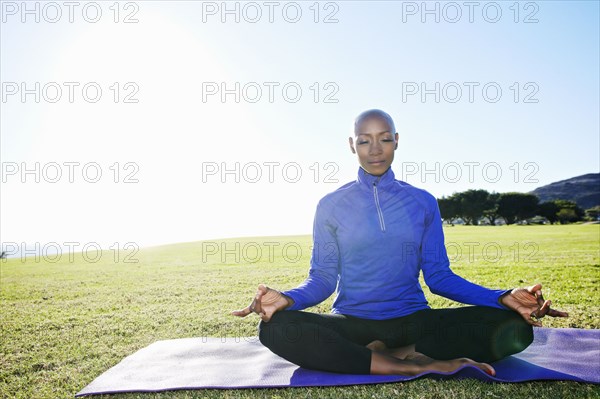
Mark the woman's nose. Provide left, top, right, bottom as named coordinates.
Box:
left=369, top=143, right=383, bottom=155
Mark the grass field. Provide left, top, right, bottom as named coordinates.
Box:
left=1, top=224, right=599, bottom=398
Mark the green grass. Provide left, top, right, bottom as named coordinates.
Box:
left=1, top=225, right=599, bottom=398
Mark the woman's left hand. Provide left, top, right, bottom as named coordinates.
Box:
left=499, top=283, right=569, bottom=326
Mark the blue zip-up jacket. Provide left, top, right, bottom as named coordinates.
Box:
left=281, top=166, right=511, bottom=320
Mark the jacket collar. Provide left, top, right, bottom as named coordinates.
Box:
left=357, top=166, right=396, bottom=190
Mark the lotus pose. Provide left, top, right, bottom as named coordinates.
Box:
left=232, top=109, right=568, bottom=376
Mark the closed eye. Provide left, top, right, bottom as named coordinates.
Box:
left=356, top=136, right=394, bottom=145
left=358, top=139, right=393, bottom=144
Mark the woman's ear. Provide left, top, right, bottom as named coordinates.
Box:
left=348, top=137, right=356, bottom=154
left=394, top=132, right=399, bottom=150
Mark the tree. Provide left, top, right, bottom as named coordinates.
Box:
left=557, top=208, right=579, bottom=224
left=482, top=192, right=501, bottom=225
left=497, top=192, right=539, bottom=225
left=537, top=201, right=560, bottom=224
left=585, top=206, right=600, bottom=221
left=438, top=194, right=461, bottom=225
left=554, top=200, right=585, bottom=221
left=458, top=189, right=491, bottom=225
left=537, top=199, right=585, bottom=224
left=517, top=194, right=540, bottom=223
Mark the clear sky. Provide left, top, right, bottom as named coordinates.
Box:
left=1, top=1, right=599, bottom=254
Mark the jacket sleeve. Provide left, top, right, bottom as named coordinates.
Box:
left=280, top=199, right=339, bottom=310
left=420, top=194, right=511, bottom=309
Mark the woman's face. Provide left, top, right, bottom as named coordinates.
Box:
left=349, top=116, right=398, bottom=176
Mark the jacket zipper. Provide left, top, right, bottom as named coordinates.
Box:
left=373, top=178, right=386, bottom=232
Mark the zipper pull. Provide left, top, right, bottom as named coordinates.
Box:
left=372, top=178, right=386, bottom=232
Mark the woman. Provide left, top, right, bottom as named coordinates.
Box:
left=232, top=109, right=568, bottom=376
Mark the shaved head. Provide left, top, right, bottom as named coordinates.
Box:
left=349, top=109, right=399, bottom=176
left=354, top=109, right=396, bottom=136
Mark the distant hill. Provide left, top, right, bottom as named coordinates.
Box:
left=529, top=173, right=600, bottom=209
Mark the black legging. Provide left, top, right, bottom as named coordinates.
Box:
left=258, top=306, right=533, bottom=374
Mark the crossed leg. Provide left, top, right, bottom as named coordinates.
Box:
left=258, top=306, right=533, bottom=376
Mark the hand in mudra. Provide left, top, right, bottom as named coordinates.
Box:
left=500, top=283, right=569, bottom=327
left=231, top=284, right=292, bottom=322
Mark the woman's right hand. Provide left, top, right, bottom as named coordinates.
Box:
left=231, top=284, right=293, bottom=322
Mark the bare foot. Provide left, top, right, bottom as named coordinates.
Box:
left=405, top=352, right=496, bottom=376
left=366, top=340, right=416, bottom=360
left=369, top=345, right=496, bottom=377
left=366, top=340, right=387, bottom=352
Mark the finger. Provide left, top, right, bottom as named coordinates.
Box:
left=547, top=308, right=569, bottom=318
left=255, top=292, right=264, bottom=303
left=536, top=291, right=546, bottom=308
left=527, top=283, right=543, bottom=294
left=231, top=307, right=252, bottom=317
left=258, top=284, right=268, bottom=295
left=259, top=311, right=271, bottom=322
left=253, top=289, right=266, bottom=314
left=256, top=285, right=268, bottom=304
left=523, top=311, right=542, bottom=327
left=536, top=299, right=552, bottom=318
left=528, top=318, right=543, bottom=327
left=252, top=299, right=262, bottom=314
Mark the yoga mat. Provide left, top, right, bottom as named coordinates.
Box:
left=76, top=327, right=600, bottom=396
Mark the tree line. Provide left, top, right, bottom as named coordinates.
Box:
left=437, top=190, right=599, bottom=225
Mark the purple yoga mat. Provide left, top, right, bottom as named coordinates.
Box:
left=75, top=327, right=600, bottom=396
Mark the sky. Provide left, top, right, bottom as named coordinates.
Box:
left=1, top=0, right=599, bottom=256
